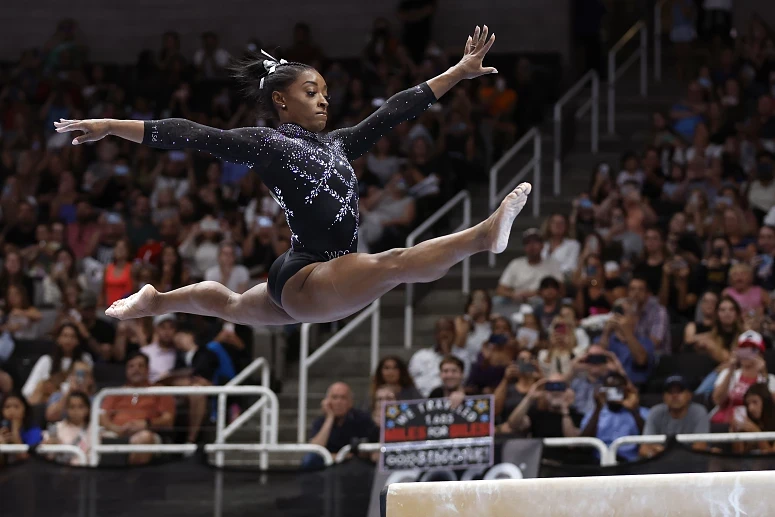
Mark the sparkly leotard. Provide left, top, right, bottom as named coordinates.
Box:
left=143, top=82, right=437, bottom=307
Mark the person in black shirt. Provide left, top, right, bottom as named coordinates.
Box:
left=304, top=381, right=377, bottom=469
left=74, top=290, right=117, bottom=361
left=3, top=200, right=38, bottom=250
left=57, top=27, right=533, bottom=333
left=428, top=355, right=466, bottom=404
left=632, top=227, right=668, bottom=296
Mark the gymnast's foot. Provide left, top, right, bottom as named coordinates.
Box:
left=484, top=182, right=532, bottom=254
left=105, top=284, right=160, bottom=320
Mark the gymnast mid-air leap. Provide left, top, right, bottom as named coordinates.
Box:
left=54, top=25, right=531, bottom=326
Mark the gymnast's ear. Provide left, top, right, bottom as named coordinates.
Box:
left=271, top=91, right=287, bottom=110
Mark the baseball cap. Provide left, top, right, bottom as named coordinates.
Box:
left=663, top=375, right=689, bottom=392
left=522, top=228, right=543, bottom=243
left=153, top=313, right=178, bottom=327
left=738, top=330, right=765, bottom=353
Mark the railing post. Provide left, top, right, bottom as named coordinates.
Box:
left=591, top=73, right=600, bottom=154
left=640, top=26, right=648, bottom=97
left=371, top=299, right=380, bottom=369
left=607, top=51, right=616, bottom=135
left=260, top=362, right=270, bottom=470
left=655, top=1, right=662, bottom=82
left=404, top=274, right=414, bottom=349
left=488, top=164, right=496, bottom=268
left=216, top=394, right=226, bottom=467
left=298, top=323, right=311, bottom=443
left=533, top=133, right=541, bottom=218
left=462, top=194, right=471, bottom=295
left=553, top=104, right=561, bottom=196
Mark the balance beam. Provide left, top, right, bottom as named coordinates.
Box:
left=380, top=470, right=775, bottom=517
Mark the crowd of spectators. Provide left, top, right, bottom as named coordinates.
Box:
left=307, top=12, right=775, bottom=465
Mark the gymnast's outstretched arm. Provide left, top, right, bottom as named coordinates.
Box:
left=331, top=24, right=497, bottom=160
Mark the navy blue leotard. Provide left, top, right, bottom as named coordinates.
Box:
left=143, top=82, right=437, bottom=306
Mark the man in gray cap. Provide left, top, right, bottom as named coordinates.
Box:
left=141, top=314, right=178, bottom=384
left=495, top=228, right=563, bottom=306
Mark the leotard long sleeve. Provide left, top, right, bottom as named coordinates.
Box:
left=143, top=82, right=437, bottom=258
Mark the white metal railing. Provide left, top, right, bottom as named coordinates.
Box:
left=553, top=70, right=600, bottom=196
left=404, top=190, right=471, bottom=349
left=606, top=431, right=775, bottom=466
left=607, top=20, right=648, bottom=135
left=298, top=299, right=381, bottom=442
left=334, top=436, right=608, bottom=465
left=90, top=385, right=279, bottom=466
left=488, top=127, right=542, bottom=267
left=654, top=0, right=669, bottom=82
left=216, top=357, right=271, bottom=469
left=0, top=443, right=88, bottom=465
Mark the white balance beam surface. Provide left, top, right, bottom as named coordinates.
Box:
left=382, top=470, right=775, bottom=517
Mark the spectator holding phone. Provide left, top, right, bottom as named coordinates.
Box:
left=41, top=391, right=91, bottom=465
left=538, top=316, right=583, bottom=377
left=639, top=376, right=710, bottom=458
left=494, top=349, right=541, bottom=430
left=573, top=253, right=610, bottom=317
left=597, top=298, right=656, bottom=388
left=466, top=331, right=517, bottom=395
left=453, top=289, right=494, bottom=365
left=730, top=383, right=775, bottom=454
left=45, top=360, right=95, bottom=422
left=506, top=374, right=583, bottom=443
left=567, top=345, right=625, bottom=416
left=711, top=331, right=775, bottom=426
left=581, top=372, right=646, bottom=462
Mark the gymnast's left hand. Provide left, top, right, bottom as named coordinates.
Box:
left=454, top=25, right=497, bottom=80
left=54, top=118, right=112, bottom=145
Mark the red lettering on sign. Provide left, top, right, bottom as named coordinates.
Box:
left=449, top=422, right=490, bottom=438
left=384, top=426, right=428, bottom=442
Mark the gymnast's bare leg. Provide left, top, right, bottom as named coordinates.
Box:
left=105, top=183, right=531, bottom=324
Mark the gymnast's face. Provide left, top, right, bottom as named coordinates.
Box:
left=274, top=69, right=329, bottom=133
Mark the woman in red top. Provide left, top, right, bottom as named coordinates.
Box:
left=102, top=239, right=135, bottom=307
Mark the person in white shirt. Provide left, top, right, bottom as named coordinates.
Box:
left=140, top=314, right=178, bottom=384
left=192, top=31, right=231, bottom=79
left=205, top=241, right=250, bottom=294
left=408, top=317, right=469, bottom=397
left=541, top=213, right=580, bottom=276
left=496, top=228, right=563, bottom=305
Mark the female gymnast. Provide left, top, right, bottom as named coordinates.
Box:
left=54, top=25, right=532, bottom=326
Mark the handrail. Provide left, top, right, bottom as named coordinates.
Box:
left=404, top=190, right=471, bottom=349
left=606, top=431, right=775, bottom=465
left=90, top=385, right=279, bottom=466
left=488, top=127, right=542, bottom=267
left=654, top=0, right=669, bottom=81
left=0, top=443, right=88, bottom=465
left=334, top=436, right=608, bottom=465
left=607, top=20, right=648, bottom=134
left=553, top=70, right=600, bottom=196
left=298, top=299, right=381, bottom=443
left=216, top=357, right=271, bottom=469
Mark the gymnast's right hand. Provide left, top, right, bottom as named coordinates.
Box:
left=54, top=118, right=112, bottom=145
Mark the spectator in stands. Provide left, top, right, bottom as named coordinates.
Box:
left=466, top=331, right=517, bottom=395
left=754, top=225, right=775, bottom=290
left=100, top=352, right=175, bottom=465
left=0, top=392, right=41, bottom=465
left=193, top=31, right=231, bottom=79
left=697, top=235, right=733, bottom=294
left=41, top=247, right=87, bottom=307
left=0, top=368, right=12, bottom=397
left=640, top=376, right=710, bottom=458
left=628, top=276, right=670, bottom=354
left=722, top=208, right=757, bottom=262
left=0, top=250, right=34, bottom=307
left=141, top=314, right=178, bottom=384
left=567, top=345, right=625, bottom=416
left=178, top=216, right=226, bottom=280
left=358, top=173, right=416, bottom=253
left=598, top=298, right=656, bottom=388
left=408, top=317, right=465, bottom=397
left=581, top=371, right=646, bottom=462
left=712, top=331, right=775, bottom=427
left=559, top=303, right=590, bottom=351
left=495, top=228, right=563, bottom=306
left=494, top=349, right=541, bottom=431
left=2, top=283, right=41, bottom=339
left=506, top=374, right=582, bottom=443
left=23, top=323, right=92, bottom=404
left=369, top=356, right=421, bottom=404
left=3, top=200, right=39, bottom=250
left=542, top=214, right=580, bottom=276
left=531, top=276, right=562, bottom=331
left=204, top=241, right=250, bottom=294
left=66, top=201, right=100, bottom=260
left=670, top=81, right=708, bottom=141
left=284, top=22, right=326, bottom=66
left=573, top=253, right=610, bottom=317
left=101, top=238, right=135, bottom=307
left=70, top=290, right=117, bottom=361
left=157, top=244, right=190, bottom=292
left=453, top=289, right=494, bottom=365
left=659, top=252, right=701, bottom=321
left=683, top=291, right=720, bottom=347
left=306, top=382, right=377, bottom=468
left=175, top=325, right=236, bottom=386
left=723, top=263, right=770, bottom=316
left=45, top=360, right=94, bottom=422
left=538, top=316, right=584, bottom=378
left=41, top=391, right=91, bottom=465
left=428, top=355, right=467, bottom=407
left=730, top=383, right=775, bottom=453
left=634, top=227, right=668, bottom=296
left=749, top=152, right=775, bottom=224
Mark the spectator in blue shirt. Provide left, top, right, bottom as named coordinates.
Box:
left=597, top=298, right=656, bottom=387
left=581, top=372, right=647, bottom=462
left=0, top=392, right=42, bottom=466
left=304, top=381, right=377, bottom=469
